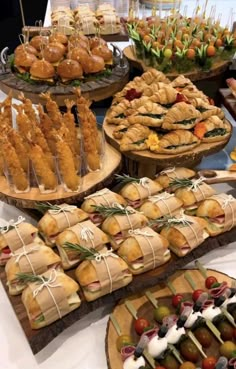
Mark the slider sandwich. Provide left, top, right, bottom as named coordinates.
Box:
left=38, top=203, right=88, bottom=246
left=196, top=193, right=236, bottom=236
left=30, top=59, right=55, bottom=83
left=21, top=269, right=80, bottom=329
left=139, top=192, right=183, bottom=220
left=5, top=243, right=61, bottom=295
left=100, top=204, right=148, bottom=250
left=118, top=227, right=170, bottom=274
left=160, top=212, right=209, bottom=257
left=56, top=220, right=109, bottom=269
left=75, top=247, right=132, bottom=301
left=81, top=188, right=127, bottom=225
left=0, top=220, right=41, bottom=266
left=155, top=167, right=196, bottom=189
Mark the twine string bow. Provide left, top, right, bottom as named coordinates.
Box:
left=187, top=177, right=205, bottom=192
left=49, top=205, right=77, bottom=228
left=94, top=249, right=118, bottom=294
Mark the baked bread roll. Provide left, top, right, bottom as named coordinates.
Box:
left=181, top=85, right=208, bottom=103
left=143, top=82, right=167, bottom=96
left=160, top=213, right=209, bottom=256
left=158, top=130, right=200, bottom=154
left=81, top=188, right=127, bottom=225
left=5, top=243, right=61, bottom=295
left=113, top=122, right=129, bottom=139
left=171, top=75, right=193, bottom=89
left=56, top=220, right=109, bottom=269
left=162, top=102, right=201, bottom=130
left=155, top=167, right=196, bottom=188
left=120, top=177, right=163, bottom=208
left=127, top=103, right=167, bottom=127
left=139, top=192, right=183, bottom=219
left=140, top=69, right=170, bottom=85
left=196, top=193, right=236, bottom=236
left=150, top=86, right=177, bottom=106
left=106, top=100, right=130, bottom=124
left=22, top=269, right=80, bottom=329
left=38, top=204, right=88, bottom=246
left=194, top=116, right=231, bottom=143
left=191, top=98, right=224, bottom=120
left=0, top=221, right=40, bottom=266
left=120, top=124, right=151, bottom=152
left=75, top=250, right=132, bottom=301
left=118, top=227, right=170, bottom=274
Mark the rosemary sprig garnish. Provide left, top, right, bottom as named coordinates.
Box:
left=149, top=214, right=193, bottom=230
left=35, top=202, right=61, bottom=214
left=169, top=178, right=194, bottom=189
left=115, top=173, right=140, bottom=184
left=16, top=273, right=48, bottom=284
left=63, top=242, right=97, bottom=260
left=92, top=204, right=134, bottom=217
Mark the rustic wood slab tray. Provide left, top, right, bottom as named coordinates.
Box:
left=123, top=46, right=231, bottom=82
left=103, top=118, right=232, bottom=177
left=0, top=227, right=236, bottom=354
left=106, top=269, right=234, bottom=369
left=0, top=142, right=122, bottom=209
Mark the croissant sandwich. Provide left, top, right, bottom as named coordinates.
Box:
left=56, top=220, right=109, bottom=269
left=162, top=102, right=201, bottom=130
left=118, top=227, right=170, bottom=274
left=81, top=188, right=127, bottom=225
left=196, top=193, right=236, bottom=236
left=5, top=243, right=61, bottom=295
left=127, top=103, right=167, bottom=127
left=191, top=98, right=224, bottom=120
left=171, top=75, right=193, bottom=89
left=75, top=250, right=132, bottom=301
left=120, top=124, right=151, bottom=152
left=22, top=269, right=80, bottom=329
left=38, top=204, right=88, bottom=246
left=139, top=192, right=183, bottom=219
left=194, top=117, right=231, bottom=143
left=155, top=167, right=196, bottom=189
left=158, top=130, right=200, bottom=154
left=150, top=86, right=177, bottom=106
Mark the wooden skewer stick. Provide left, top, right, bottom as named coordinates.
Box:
left=206, top=320, right=224, bottom=344
left=167, top=280, right=177, bottom=295
left=110, top=313, right=122, bottom=337
left=195, top=260, right=207, bottom=279
left=187, top=331, right=207, bottom=358
left=184, top=272, right=197, bottom=290
left=145, top=291, right=158, bottom=308
left=168, top=344, right=184, bottom=364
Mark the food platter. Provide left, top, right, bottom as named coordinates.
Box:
left=103, top=118, right=232, bottom=177
left=1, top=225, right=236, bottom=354
left=105, top=269, right=234, bottom=369
left=0, top=141, right=121, bottom=209
left=123, top=46, right=231, bottom=82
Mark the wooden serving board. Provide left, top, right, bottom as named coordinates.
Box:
left=103, top=119, right=232, bottom=177
left=0, top=142, right=122, bottom=209
left=1, top=227, right=236, bottom=354
left=198, top=169, right=236, bottom=184
left=106, top=269, right=234, bottom=369
left=124, top=46, right=231, bottom=82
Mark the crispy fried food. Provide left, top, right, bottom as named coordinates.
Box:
left=0, top=92, right=13, bottom=127
left=64, top=99, right=80, bottom=155
left=29, top=144, right=57, bottom=190
left=56, top=139, right=80, bottom=191
left=18, top=92, right=38, bottom=123
left=7, top=129, right=29, bottom=172
left=33, top=125, right=54, bottom=170
left=14, top=104, right=32, bottom=140
left=37, top=104, right=56, bottom=154
left=40, top=92, right=64, bottom=129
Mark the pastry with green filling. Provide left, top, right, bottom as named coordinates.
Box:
left=127, top=102, right=167, bottom=127
left=158, top=129, right=200, bottom=154
left=162, top=102, right=201, bottom=130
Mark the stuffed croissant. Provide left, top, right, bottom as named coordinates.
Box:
left=139, top=192, right=183, bottom=219
left=194, top=116, right=231, bottom=143
left=56, top=220, right=109, bottom=269
left=118, top=227, right=170, bottom=274
left=158, top=130, right=200, bottom=154
left=5, top=243, right=61, bottom=295
left=155, top=167, right=196, bottom=189
left=21, top=269, right=80, bottom=329
left=75, top=248, right=132, bottom=301
left=196, top=193, right=236, bottom=236
left=38, top=204, right=88, bottom=246
left=162, top=102, right=201, bottom=130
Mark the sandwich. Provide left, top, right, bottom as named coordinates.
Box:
left=196, top=193, right=236, bottom=236
left=56, top=220, right=109, bottom=269
left=127, top=102, right=167, bottom=127
left=14, top=51, right=37, bottom=74
left=117, top=227, right=170, bottom=274
left=162, top=102, right=201, bottom=131
left=155, top=167, right=196, bottom=189
left=139, top=192, right=183, bottom=219
left=57, top=59, right=83, bottom=83
left=118, top=176, right=163, bottom=208
left=29, top=35, right=48, bottom=51
left=120, top=124, right=151, bottom=152
left=75, top=249, right=132, bottom=301
left=194, top=116, right=231, bottom=143
left=30, top=59, right=55, bottom=83
left=158, top=130, right=201, bottom=154
left=101, top=205, right=148, bottom=249
left=191, top=98, right=224, bottom=120
left=21, top=269, right=80, bottom=329
left=38, top=203, right=88, bottom=246
left=0, top=221, right=40, bottom=266
left=5, top=243, right=61, bottom=295
left=81, top=188, right=127, bottom=225
left=43, top=43, right=65, bottom=65
left=160, top=213, right=209, bottom=257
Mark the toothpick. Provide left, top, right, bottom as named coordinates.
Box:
left=145, top=291, right=158, bottom=308
left=187, top=331, right=207, bottom=358
left=206, top=320, right=224, bottom=344
left=195, top=260, right=207, bottom=279
left=110, top=313, right=122, bottom=336
left=167, top=281, right=176, bottom=295
left=125, top=301, right=138, bottom=319
left=184, top=272, right=197, bottom=290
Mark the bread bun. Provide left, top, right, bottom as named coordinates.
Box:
left=29, top=35, right=48, bottom=51
left=49, top=32, right=68, bottom=45
left=69, top=47, right=90, bottom=66
left=155, top=167, right=196, bottom=188
left=91, top=45, right=112, bottom=62
left=43, top=43, right=65, bottom=63
left=30, top=59, right=55, bottom=80
left=89, top=37, right=107, bottom=49
left=57, top=59, right=83, bottom=80
left=196, top=199, right=224, bottom=218
left=14, top=51, right=37, bottom=70
left=83, top=55, right=105, bottom=74
left=15, top=44, right=38, bottom=56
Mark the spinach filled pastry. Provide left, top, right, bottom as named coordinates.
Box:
left=171, top=75, right=193, bottom=89
left=155, top=167, right=196, bottom=189
left=191, top=98, right=225, bottom=120
left=120, top=124, right=151, bottom=152
left=158, top=130, right=200, bottom=154
left=162, top=102, right=201, bottom=130
left=150, top=86, right=177, bottom=107
left=127, top=102, right=167, bottom=127
left=194, top=116, right=231, bottom=143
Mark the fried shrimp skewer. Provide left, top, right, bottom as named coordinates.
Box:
left=14, top=104, right=32, bottom=140
left=40, top=92, right=64, bottom=129
left=7, top=129, right=29, bottom=172
left=63, top=99, right=80, bottom=153
left=18, top=92, right=38, bottom=123
left=1, top=92, right=13, bottom=127
left=37, top=104, right=57, bottom=154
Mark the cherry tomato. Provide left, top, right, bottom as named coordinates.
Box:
left=179, top=362, right=196, bottom=369
left=116, top=335, right=133, bottom=352
left=134, top=318, right=150, bottom=336
left=180, top=339, right=199, bottom=363
left=218, top=320, right=234, bottom=341
left=194, top=327, right=213, bottom=348
left=192, top=289, right=204, bottom=302
left=172, top=294, right=184, bottom=308
left=205, top=276, right=218, bottom=289
left=202, top=356, right=217, bottom=369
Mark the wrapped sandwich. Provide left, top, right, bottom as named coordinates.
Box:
left=118, top=227, right=170, bottom=274
left=21, top=269, right=80, bottom=329
left=5, top=243, right=61, bottom=295
left=56, top=220, right=109, bottom=269
left=117, top=174, right=163, bottom=208
left=0, top=217, right=40, bottom=266
left=196, top=193, right=236, bottom=236
left=75, top=247, right=132, bottom=301
left=160, top=212, right=209, bottom=256
left=155, top=167, right=196, bottom=189
left=81, top=188, right=126, bottom=225
left=139, top=192, right=183, bottom=220
left=100, top=204, right=148, bottom=249
left=38, top=203, right=88, bottom=246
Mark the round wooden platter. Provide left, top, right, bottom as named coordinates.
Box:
left=103, top=118, right=232, bottom=177
left=106, top=268, right=234, bottom=369
left=0, top=142, right=122, bottom=209
left=0, top=56, right=129, bottom=105
left=123, top=46, right=231, bottom=82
